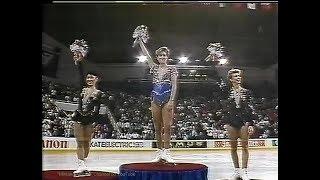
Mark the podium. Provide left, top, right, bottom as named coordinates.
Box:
left=119, top=162, right=208, bottom=180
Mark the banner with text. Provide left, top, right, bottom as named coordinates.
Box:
left=151, top=140, right=207, bottom=149
left=42, top=137, right=277, bottom=150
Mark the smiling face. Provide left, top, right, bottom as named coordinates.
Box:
left=156, top=51, right=168, bottom=65
left=86, top=73, right=99, bottom=87
left=230, top=72, right=242, bottom=85
left=155, top=47, right=170, bottom=65
left=228, top=69, right=242, bottom=86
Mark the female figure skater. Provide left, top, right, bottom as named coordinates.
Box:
left=223, top=68, right=255, bottom=180
left=133, top=25, right=178, bottom=163
left=70, top=39, right=105, bottom=177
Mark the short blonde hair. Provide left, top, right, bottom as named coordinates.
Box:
left=227, top=68, right=242, bottom=80
left=155, top=46, right=170, bottom=57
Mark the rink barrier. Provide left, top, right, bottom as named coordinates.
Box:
left=42, top=137, right=278, bottom=151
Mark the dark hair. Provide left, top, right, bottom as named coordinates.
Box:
left=87, top=71, right=101, bottom=78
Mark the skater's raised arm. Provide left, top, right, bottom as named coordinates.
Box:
left=137, top=38, right=156, bottom=69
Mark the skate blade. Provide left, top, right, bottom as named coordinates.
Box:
left=163, top=160, right=176, bottom=165
left=73, top=171, right=91, bottom=177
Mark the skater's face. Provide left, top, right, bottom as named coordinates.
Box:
left=156, top=51, right=168, bottom=65
left=73, top=51, right=83, bottom=61
left=86, top=74, right=99, bottom=87
left=230, top=72, right=242, bottom=85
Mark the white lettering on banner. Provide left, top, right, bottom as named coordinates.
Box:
left=91, top=141, right=144, bottom=148
left=152, top=141, right=207, bottom=148
left=42, top=139, right=68, bottom=148
left=248, top=140, right=265, bottom=147
left=174, top=142, right=184, bottom=148
left=186, top=141, right=193, bottom=147
left=214, top=140, right=266, bottom=148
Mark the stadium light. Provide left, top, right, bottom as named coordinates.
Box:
left=178, top=56, right=188, bottom=63
left=137, top=55, right=147, bottom=62
left=219, top=58, right=228, bottom=65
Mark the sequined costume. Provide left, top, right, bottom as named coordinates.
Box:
left=222, top=87, right=256, bottom=129
left=150, top=64, right=178, bottom=106
left=72, top=62, right=105, bottom=125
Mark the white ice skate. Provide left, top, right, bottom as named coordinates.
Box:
left=151, top=149, right=163, bottom=162
left=240, top=168, right=250, bottom=180
left=230, top=168, right=241, bottom=180
left=161, top=149, right=175, bottom=164
left=73, top=159, right=91, bottom=177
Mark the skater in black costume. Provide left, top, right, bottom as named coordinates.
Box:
left=222, top=68, right=256, bottom=180
left=70, top=39, right=105, bottom=177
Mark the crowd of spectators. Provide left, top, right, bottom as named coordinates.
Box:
left=42, top=79, right=278, bottom=140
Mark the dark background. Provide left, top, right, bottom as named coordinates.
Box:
left=43, top=3, right=278, bottom=68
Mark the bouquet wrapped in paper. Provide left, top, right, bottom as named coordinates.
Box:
left=132, top=25, right=150, bottom=47
left=70, top=39, right=89, bottom=64
left=70, top=39, right=89, bottom=57
left=206, top=42, right=224, bottom=61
